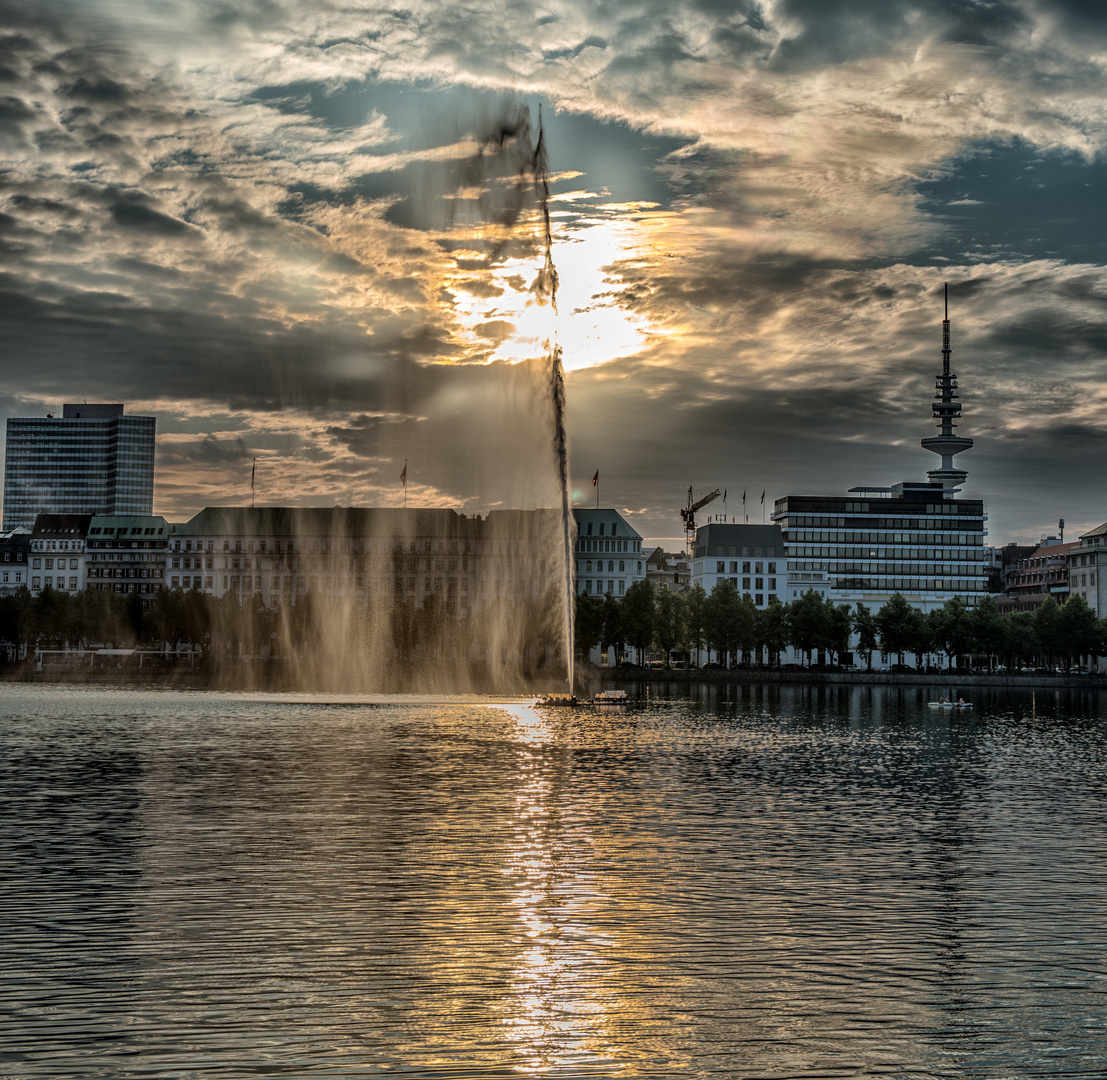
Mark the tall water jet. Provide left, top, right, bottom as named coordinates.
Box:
left=532, top=109, right=575, bottom=695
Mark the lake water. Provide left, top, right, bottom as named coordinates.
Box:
left=2, top=683, right=1106, bottom=1078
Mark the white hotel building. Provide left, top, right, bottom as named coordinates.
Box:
left=572, top=508, right=645, bottom=598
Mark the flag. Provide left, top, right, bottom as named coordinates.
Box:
left=742, top=489, right=746, bottom=504
left=723, top=487, right=727, bottom=501
left=592, top=470, right=599, bottom=487
left=400, top=461, right=407, bottom=487
left=760, top=489, right=765, bottom=505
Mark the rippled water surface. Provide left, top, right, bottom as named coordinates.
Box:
left=2, top=683, right=1107, bottom=1078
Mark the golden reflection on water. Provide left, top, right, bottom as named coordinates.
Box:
left=500, top=703, right=624, bottom=1075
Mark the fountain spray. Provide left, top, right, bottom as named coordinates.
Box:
left=531, top=109, right=575, bottom=696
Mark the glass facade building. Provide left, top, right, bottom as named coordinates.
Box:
left=773, top=483, right=988, bottom=611
left=3, top=404, right=155, bottom=531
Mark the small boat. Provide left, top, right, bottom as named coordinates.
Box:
left=539, top=693, right=577, bottom=707
left=592, top=689, right=629, bottom=705
left=927, top=700, right=972, bottom=709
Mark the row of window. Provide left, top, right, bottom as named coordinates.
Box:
left=577, top=539, right=637, bottom=554
left=31, top=577, right=80, bottom=590
left=714, top=560, right=777, bottom=574
left=788, top=531, right=981, bottom=545
left=790, top=560, right=983, bottom=576
left=790, top=548, right=981, bottom=562
left=577, top=559, right=641, bottom=574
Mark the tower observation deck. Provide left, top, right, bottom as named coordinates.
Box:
left=921, top=283, right=972, bottom=495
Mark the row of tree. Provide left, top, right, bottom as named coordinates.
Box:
left=3, top=578, right=1104, bottom=678
left=575, top=578, right=1106, bottom=671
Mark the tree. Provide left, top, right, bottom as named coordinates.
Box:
left=875, top=593, right=914, bottom=666
left=1034, top=595, right=1063, bottom=668
left=759, top=597, right=789, bottom=667
left=653, top=589, right=687, bottom=667
left=621, top=579, right=656, bottom=665
left=684, top=583, right=708, bottom=667
left=788, top=589, right=828, bottom=666
left=736, top=592, right=760, bottom=665
left=601, top=592, right=624, bottom=664
left=1002, top=611, right=1038, bottom=670
left=852, top=603, right=878, bottom=669
left=1058, top=594, right=1100, bottom=668
left=906, top=606, right=932, bottom=669
left=826, top=602, right=853, bottom=666
left=931, top=596, right=972, bottom=669
left=967, top=595, right=1004, bottom=671
left=574, top=592, right=605, bottom=661
left=704, top=578, right=741, bottom=667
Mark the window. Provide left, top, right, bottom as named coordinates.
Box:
left=742, top=561, right=750, bottom=573
left=717, top=561, right=725, bottom=573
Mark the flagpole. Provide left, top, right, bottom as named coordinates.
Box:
left=251, top=457, right=256, bottom=508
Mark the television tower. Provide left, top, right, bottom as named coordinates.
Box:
left=922, top=283, right=972, bottom=494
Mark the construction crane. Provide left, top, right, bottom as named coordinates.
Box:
left=681, top=486, right=720, bottom=559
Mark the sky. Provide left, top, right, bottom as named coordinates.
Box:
left=4, top=0, right=1107, bottom=548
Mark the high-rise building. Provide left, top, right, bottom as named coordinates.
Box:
left=3, top=404, right=155, bottom=530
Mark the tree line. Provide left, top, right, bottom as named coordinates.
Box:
left=575, top=578, right=1106, bottom=671
left=3, top=579, right=1104, bottom=679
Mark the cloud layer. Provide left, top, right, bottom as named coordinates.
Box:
left=4, top=0, right=1107, bottom=544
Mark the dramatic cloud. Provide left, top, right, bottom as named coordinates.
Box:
left=3, top=0, right=1107, bottom=544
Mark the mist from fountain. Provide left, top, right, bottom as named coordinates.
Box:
left=199, top=102, right=576, bottom=695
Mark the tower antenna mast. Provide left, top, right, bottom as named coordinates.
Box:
left=921, top=283, right=973, bottom=496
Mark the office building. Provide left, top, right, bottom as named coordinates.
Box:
left=3, top=404, right=155, bottom=531
left=691, top=522, right=784, bottom=607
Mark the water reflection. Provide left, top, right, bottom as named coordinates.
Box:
left=1, top=686, right=1106, bottom=1077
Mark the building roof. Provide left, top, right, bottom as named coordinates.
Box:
left=30, top=514, right=93, bottom=536
left=1079, top=522, right=1107, bottom=540
left=695, top=521, right=783, bottom=555
left=171, top=505, right=565, bottom=541
left=88, top=515, right=169, bottom=538
left=572, top=507, right=642, bottom=540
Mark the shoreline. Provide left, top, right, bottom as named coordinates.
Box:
left=594, top=666, right=1107, bottom=692
left=3, top=660, right=1106, bottom=694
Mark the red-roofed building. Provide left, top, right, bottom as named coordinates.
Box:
left=997, top=538, right=1077, bottom=615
